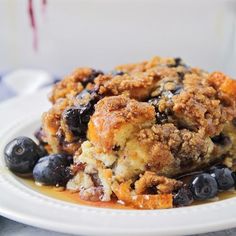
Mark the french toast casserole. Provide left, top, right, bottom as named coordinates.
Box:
left=6, top=56, right=236, bottom=209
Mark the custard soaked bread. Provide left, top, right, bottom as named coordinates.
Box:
left=39, top=56, right=236, bottom=209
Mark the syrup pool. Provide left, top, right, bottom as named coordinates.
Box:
left=20, top=177, right=132, bottom=209
left=19, top=177, right=236, bottom=209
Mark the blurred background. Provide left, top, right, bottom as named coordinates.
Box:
left=0, top=0, right=236, bottom=91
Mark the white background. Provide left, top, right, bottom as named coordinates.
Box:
left=0, top=0, right=236, bottom=77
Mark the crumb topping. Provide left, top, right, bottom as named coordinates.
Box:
left=39, top=56, right=236, bottom=208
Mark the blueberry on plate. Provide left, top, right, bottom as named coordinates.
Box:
left=33, top=154, right=72, bottom=186
left=4, top=136, right=41, bottom=175
left=209, top=167, right=235, bottom=190
left=189, top=173, right=218, bottom=200
left=37, top=144, right=48, bottom=157
left=173, top=188, right=193, bottom=207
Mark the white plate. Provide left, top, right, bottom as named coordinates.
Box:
left=0, top=89, right=236, bottom=236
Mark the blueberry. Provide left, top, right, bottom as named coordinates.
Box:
left=174, top=57, right=183, bottom=67
left=64, top=89, right=100, bottom=138
left=148, top=97, right=169, bottom=124
left=211, top=133, right=231, bottom=146
left=63, top=106, right=91, bottom=138
left=173, top=188, right=193, bottom=207
left=33, top=154, right=72, bottom=186
left=112, top=145, right=120, bottom=151
left=37, top=144, right=48, bottom=157
left=189, top=173, right=218, bottom=200
left=232, top=118, right=236, bottom=127
left=171, top=85, right=183, bottom=95
left=81, top=69, right=103, bottom=87
left=209, top=164, right=227, bottom=170
left=209, top=167, right=235, bottom=190
left=177, top=72, right=185, bottom=81
left=168, top=58, right=184, bottom=67
left=156, top=111, right=168, bottom=124
left=76, top=89, right=100, bottom=105
left=111, top=70, right=125, bottom=76
left=4, top=137, right=40, bottom=174
left=232, top=172, right=236, bottom=186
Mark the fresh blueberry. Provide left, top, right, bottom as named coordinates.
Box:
left=209, top=164, right=227, bottom=170
left=4, top=137, right=40, bottom=174
left=81, top=69, right=103, bottom=87
left=173, top=188, right=193, bottom=207
left=209, top=167, right=235, bottom=190
left=53, top=78, right=61, bottom=84
left=33, top=154, right=72, bottom=186
left=189, top=173, right=218, bottom=200
left=66, top=155, right=74, bottom=165
left=37, top=144, right=48, bottom=157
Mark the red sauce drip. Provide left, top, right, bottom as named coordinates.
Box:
left=28, top=0, right=47, bottom=51
left=28, top=0, right=38, bottom=51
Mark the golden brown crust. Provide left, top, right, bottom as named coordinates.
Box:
left=42, top=97, right=81, bottom=154
left=49, top=68, right=94, bottom=103
left=135, top=171, right=182, bottom=194
left=42, top=57, right=236, bottom=158
left=208, top=72, right=236, bottom=100
left=96, top=71, right=159, bottom=101
left=172, top=73, right=236, bottom=136
left=40, top=56, right=236, bottom=209
left=136, top=124, right=214, bottom=176
left=112, top=179, right=173, bottom=209
left=115, top=56, right=177, bottom=73
left=42, top=98, right=69, bottom=153
left=96, top=65, right=187, bottom=101
left=88, top=95, right=156, bottom=152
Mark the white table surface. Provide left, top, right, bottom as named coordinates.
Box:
left=0, top=216, right=236, bottom=236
